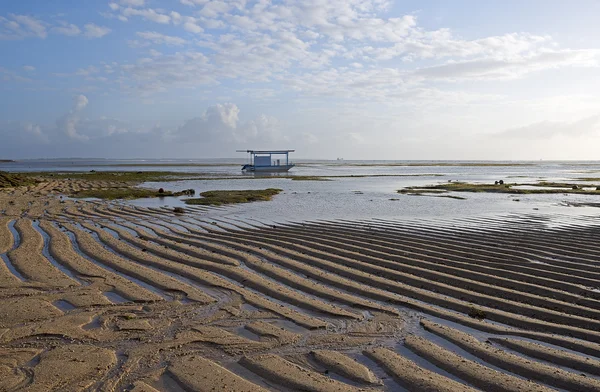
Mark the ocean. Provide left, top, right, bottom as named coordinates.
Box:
left=4, top=158, right=596, bottom=225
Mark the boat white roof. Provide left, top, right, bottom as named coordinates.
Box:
left=237, top=150, right=295, bottom=154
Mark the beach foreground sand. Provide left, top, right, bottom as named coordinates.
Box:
left=1, top=178, right=600, bottom=391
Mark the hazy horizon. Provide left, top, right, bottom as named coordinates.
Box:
left=2, top=1, right=600, bottom=160
left=3, top=157, right=600, bottom=163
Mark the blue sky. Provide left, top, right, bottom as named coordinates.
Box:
left=1, top=0, right=600, bottom=159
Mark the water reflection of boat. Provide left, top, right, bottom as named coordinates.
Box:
left=237, top=150, right=295, bottom=172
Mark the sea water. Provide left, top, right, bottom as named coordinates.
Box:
left=3, top=159, right=600, bottom=225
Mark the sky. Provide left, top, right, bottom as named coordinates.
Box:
left=1, top=0, right=600, bottom=160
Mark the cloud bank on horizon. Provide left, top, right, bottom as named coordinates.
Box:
left=1, top=0, right=600, bottom=160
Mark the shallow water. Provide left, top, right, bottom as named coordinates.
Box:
left=129, top=174, right=600, bottom=225
left=6, top=158, right=600, bottom=224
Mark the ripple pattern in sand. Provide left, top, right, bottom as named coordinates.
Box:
left=2, top=182, right=600, bottom=391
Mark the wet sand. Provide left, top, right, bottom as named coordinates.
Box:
left=1, top=178, right=600, bottom=391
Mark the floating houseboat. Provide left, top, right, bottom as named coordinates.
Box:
left=237, top=150, right=295, bottom=172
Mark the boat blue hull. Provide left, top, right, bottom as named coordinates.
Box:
left=242, top=164, right=295, bottom=172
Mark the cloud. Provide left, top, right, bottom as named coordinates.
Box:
left=51, top=22, right=81, bottom=36
left=414, top=50, right=599, bottom=81
left=353, top=31, right=552, bottom=62
left=183, top=21, right=203, bottom=33
left=74, top=95, right=89, bottom=110
left=302, top=132, right=319, bottom=144
left=0, top=121, right=49, bottom=153
left=1, top=98, right=288, bottom=158
left=1, top=15, right=110, bottom=40
left=5, top=1, right=600, bottom=160
left=120, top=0, right=145, bottom=6
left=348, top=132, right=365, bottom=144
left=84, top=23, right=111, bottom=38
left=10, top=14, right=47, bottom=38
left=87, top=1, right=600, bottom=102
left=198, top=1, right=235, bottom=18
left=170, top=103, right=284, bottom=145
left=116, top=51, right=214, bottom=93
left=135, top=31, right=187, bottom=46
left=77, top=116, right=136, bottom=137
left=242, top=114, right=283, bottom=144
left=75, top=65, right=99, bottom=76
left=36, top=100, right=282, bottom=147
left=0, top=66, right=32, bottom=83
left=0, top=14, right=47, bottom=39
left=496, top=115, right=600, bottom=139
left=148, top=49, right=162, bottom=57
left=57, top=95, right=90, bottom=140
left=172, top=103, right=239, bottom=142
left=20, top=122, right=46, bottom=140
left=121, top=8, right=170, bottom=24
left=23, top=122, right=48, bottom=142
left=22, top=65, right=35, bottom=72
left=180, top=0, right=210, bottom=7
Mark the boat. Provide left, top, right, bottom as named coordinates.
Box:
left=237, top=150, right=295, bottom=172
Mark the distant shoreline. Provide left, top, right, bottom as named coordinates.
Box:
left=3, top=158, right=600, bottom=164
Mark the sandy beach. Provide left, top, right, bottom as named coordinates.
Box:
left=2, top=175, right=600, bottom=391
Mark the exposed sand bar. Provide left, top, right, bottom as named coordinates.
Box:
left=490, top=337, right=600, bottom=377
left=366, top=218, right=600, bottom=273
left=116, top=216, right=600, bottom=353
left=63, top=223, right=214, bottom=304
left=8, top=219, right=76, bottom=287
left=364, top=347, right=478, bottom=392
left=76, top=222, right=329, bottom=328
left=404, top=334, right=553, bottom=392
left=0, top=217, right=12, bottom=253
left=159, top=220, right=600, bottom=341
left=84, top=222, right=358, bottom=321
left=0, top=218, right=22, bottom=286
left=149, top=216, right=600, bottom=356
left=23, top=345, right=116, bottom=392
left=110, top=222, right=240, bottom=266
left=279, top=220, right=600, bottom=303
left=311, top=350, right=382, bottom=385
left=216, top=220, right=600, bottom=321
left=39, top=220, right=162, bottom=302
left=5, top=177, right=600, bottom=391
left=421, top=319, right=600, bottom=391
left=169, top=355, right=269, bottom=392
left=245, top=321, right=301, bottom=345
left=240, top=353, right=370, bottom=391
left=113, top=222, right=399, bottom=316
left=342, top=219, right=600, bottom=290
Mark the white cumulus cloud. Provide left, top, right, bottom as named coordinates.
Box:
left=74, top=94, right=89, bottom=110
left=170, top=103, right=284, bottom=145
left=58, top=95, right=90, bottom=140
left=136, top=31, right=187, bottom=46
left=1, top=14, right=47, bottom=39
left=51, top=22, right=81, bottom=36
left=183, top=21, right=203, bottom=33
left=121, top=7, right=170, bottom=24
left=120, top=0, right=145, bottom=6
left=84, top=23, right=111, bottom=38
